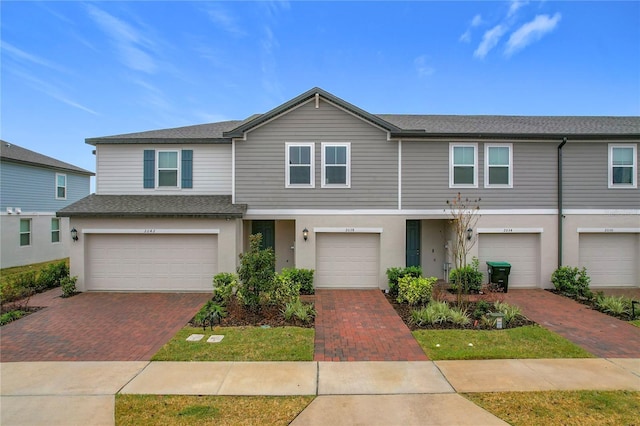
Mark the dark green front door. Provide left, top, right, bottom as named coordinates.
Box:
left=252, top=220, right=275, bottom=251
left=406, top=220, right=421, bottom=267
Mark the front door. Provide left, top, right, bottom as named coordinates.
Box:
left=406, top=220, right=421, bottom=267
left=252, top=220, right=275, bottom=251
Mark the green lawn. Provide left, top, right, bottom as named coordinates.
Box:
left=152, top=326, right=315, bottom=361
left=413, top=325, right=594, bottom=360
left=116, top=395, right=314, bottom=426
left=465, top=390, right=640, bottom=426
left=0, top=258, right=68, bottom=277
left=630, top=319, right=640, bottom=328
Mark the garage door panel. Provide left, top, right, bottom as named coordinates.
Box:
left=316, top=233, right=379, bottom=288
left=579, top=234, right=638, bottom=287
left=478, top=234, right=540, bottom=288
left=86, top=234, right=217, bottom=291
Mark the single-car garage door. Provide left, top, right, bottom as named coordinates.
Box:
left=86, top=234, right=218, bottom=291
left=478, top=233, right=540, bottom=288
left=579, top=234, right=639, bottom=287
left=315, top=233, right=379, bottom=288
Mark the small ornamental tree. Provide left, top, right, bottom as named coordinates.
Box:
left=237, top=233, right=275, bottom=310
left=446, top=193, right=481, bottom=302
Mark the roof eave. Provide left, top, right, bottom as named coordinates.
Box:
left=85, top=138, right=232, bottom=146
left=390, top=131, right=640, bottom=140
left=1, top=157, right=95, bottom=176
left=56, top=211, right=245, bottom=219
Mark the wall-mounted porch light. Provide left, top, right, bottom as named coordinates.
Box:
left=71, top=228, right=79, bottom=242
left=302, top=228, right=309, bottom=241
left=466, top=228, right=473, bottom=241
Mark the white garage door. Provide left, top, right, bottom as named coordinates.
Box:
left=478, top=233, right=540, bottom=288
left=579, top=234, right=639, bottom=287
left=86, top=234, right=218, bottom=291
left=315, top=233, right=380, bottom=288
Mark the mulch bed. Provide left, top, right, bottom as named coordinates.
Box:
left=192, top=298, right=315, bottom=329
left=547, top=289, right=639, bottom=321
left=385, top=293, right=536, bottom=331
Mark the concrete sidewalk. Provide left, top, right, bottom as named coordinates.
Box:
left=2, top=359, right=639, bottom=425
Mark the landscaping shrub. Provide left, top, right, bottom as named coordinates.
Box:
left=193, top=300, right=227, bottom=329
left=386, top=266, right=423, bottom=297
left=35, top=261, right=69, bottom=291
left=410, top=300, right=471, bottom=326
left=281, top=299, right=316, bottom=323
left=0, top=310, right=27, bottom=326
left=472, top=300, right=491, bottom=319
left=449, top=257, right=483, bottom=294
left=551, top=266, right=592, bottom=299
left=595, top=295, right=631, bottom=317
left=212, top=272, right=238, bottom=304
left=271, top=273, right=301, bottom=306
left=237, top=234, right=275, bottom=310
left=0, top=270, right=37, bottom=307
left=492, top=301, right=523, bottom=325
left=60, top=276, right=78, bottom=298
left=280, top=267, right=315, bottom=295
left=448, top=306, right=471, bottom=326
left=397, top=275, right=436, bottom=306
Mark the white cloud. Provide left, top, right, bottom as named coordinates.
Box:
left=1, top=41, right=68, bottom=73
left=414, top=55, right=435, bottom=78
left=85, top=4, right=157, bottom=73
left=204, top=4, right=247, bottom=37
left=508, top=0, right=529, bottom=18
left=505, top=13, right=562, bottom=55
left=474, top=24, right=507, bottom=59
left=459, top=14, right=483, bottom=43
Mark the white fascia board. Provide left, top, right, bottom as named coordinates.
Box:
left=314, top=227, right=383, bottom=234
left=477, top=228, right=544, bottom=234
left=246, top=209, right=558, bottom=216
left=563, top=209, right=640, bottom=215
left=577, top=228, right=640, bottom=233
left=82, top=229, right=220, bottom=234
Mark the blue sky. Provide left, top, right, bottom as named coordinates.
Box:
left=2, top=1, right=639, bottom=176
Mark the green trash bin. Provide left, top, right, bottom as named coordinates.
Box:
left=486, top=261, right=511, bottom=292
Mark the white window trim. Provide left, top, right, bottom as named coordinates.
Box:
left=156, top=150, right=181, bottom=189
left=484, top=143, right=513, bottom=188
left=321, top=142, right=351, bottom=188
left=51, top=218, right=61, bottom=244
left=285, top=142, right=315, bottom=188
left=608, top=144, right=637, bottom=189
left=20, top=218, right=31, bottom=247
left=449, top=143, right=478, bottom=188
left=55, top=173, right=67, bottom=200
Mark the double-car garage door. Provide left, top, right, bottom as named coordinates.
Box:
left=315, top=233, right=380, bottom=288
left=86, top=234, right=218, bottom=291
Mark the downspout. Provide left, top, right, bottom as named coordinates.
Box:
left=557, top=138, right=567, bottom=268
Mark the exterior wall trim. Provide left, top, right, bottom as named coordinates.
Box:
left=246, top=208, right=639, bottom=216
left=82, top=228, right=220, bottom=235
left=577, top=228, right=640, bottom=233
left=564, top=209, right=640, bottom=215
left=314, top=227, right=383, bottom=234
left=477, top=227, right=544, bottom=234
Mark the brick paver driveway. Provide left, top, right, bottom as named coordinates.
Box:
left=0, top=289, right=211, bottom=362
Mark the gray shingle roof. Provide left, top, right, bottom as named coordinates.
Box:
left=376, top=115, right=640, bottom=138
left=84, top=88, right=640, bottom=144
left=57, top=194, right=247, bottom=218
left=0, top=140, right=94, bottom=175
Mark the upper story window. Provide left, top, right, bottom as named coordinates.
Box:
left=286, top=143, right=315, bottom=188
left=158, top=151, right=179, bottom=187
left=322, top=143, right=350, bottom=188
left=485, top=144, right=513, bottom=188
left=51, top=218, right=60, bottom=243
left=56, top=173, right=67, bottom=199
left=609, top=144, right=637, bottom=188
left=143, top=149, right=193, bottom=189
left=450, top=143, right=478, bottom=188
left=20, top=219, right=31, bottom=247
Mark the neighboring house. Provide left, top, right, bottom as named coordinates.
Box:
left=0, top=141, right=93, bottom=268
left=58, top=88, right=640, bottom=292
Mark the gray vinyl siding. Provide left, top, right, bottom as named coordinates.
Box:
left=235, top=99, right=398, bottom=209
left=563, top=142, right=640, bottom=209
left=402, top=141, right=557, bottom=209
left=0, top=161, right=90, bottom=211
left=96, top=144, right=231, bottom=195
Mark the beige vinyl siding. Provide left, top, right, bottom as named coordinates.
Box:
left=96, top=144, right=231, bottom=195
left=563, top=142, right=640, bottom=209
left=402, top=141, right=557, bottom=209
left=234, top=99, right=397, bottom=209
